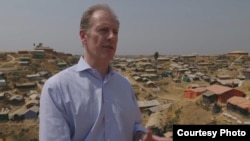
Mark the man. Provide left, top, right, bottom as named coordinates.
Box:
left=39, top=3, right=172, bottom=141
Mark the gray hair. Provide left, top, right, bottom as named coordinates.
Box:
left=80, top=3, right=119, bottom=31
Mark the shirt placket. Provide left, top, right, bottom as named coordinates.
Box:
left=103, top=75, right=112, bottom=141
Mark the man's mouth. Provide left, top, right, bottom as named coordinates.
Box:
left=103, top=45, right=114, bottom=49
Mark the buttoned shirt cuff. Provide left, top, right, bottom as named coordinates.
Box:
left=133, top=131, right=146, bottom=141
left=134, top=123, right=146, bottom=133
left=133, top=124, right=146, bottom=141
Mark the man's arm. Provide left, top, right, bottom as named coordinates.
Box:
left=140, top=130, right=173, bottom=141
left=39, top=81, right=71, bottom=141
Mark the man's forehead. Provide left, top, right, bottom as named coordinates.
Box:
left=91, top=10, right=118, bottom=23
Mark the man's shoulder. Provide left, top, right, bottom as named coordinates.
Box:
left=46, top=65, right=77, bottom=82
left=112, top=70, right=125, bottom=78
left=112, top=71, right=131, bottom=84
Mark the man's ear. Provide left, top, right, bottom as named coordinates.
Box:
left=80, top=29, right=87, bottom=44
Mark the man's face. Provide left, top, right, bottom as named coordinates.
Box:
left=80, top=10, right=119, bottom=62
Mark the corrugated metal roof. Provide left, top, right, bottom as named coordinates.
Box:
left=217, top=79, right=240, bottom=85
left=206, top=84, right=232, bottom=95
left=25, top=99, right=39, bottom=106
left=148, top=103, right=172, bottom=113
left=203, top=91, right=214, bottom=96
left=191, top=87, right=207, bottom=93
left=137, top=100, right=160, bottom=108
left=227, top=96, right=250, bottom=111
left=27, top=105, right=39, bottom=113
left=9, top=95, right=23, bottom=101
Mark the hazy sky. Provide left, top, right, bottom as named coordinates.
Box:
left=0, top=0, right=249, bottom=56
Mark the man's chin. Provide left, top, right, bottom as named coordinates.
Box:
left=101, top=54, right=115, bottom=61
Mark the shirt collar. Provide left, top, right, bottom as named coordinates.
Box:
left=75, top=56, right=115, bottom=75
left=75, top=56, right=92, bottom=72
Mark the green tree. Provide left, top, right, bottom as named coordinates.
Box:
left=154, top=51, right=159, bottom=72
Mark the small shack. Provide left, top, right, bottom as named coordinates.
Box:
left=206, top=84, right=245, bottom=103
left=184, top=87, right=207, bottom=99
left=227, top=96, right=250, bottom=117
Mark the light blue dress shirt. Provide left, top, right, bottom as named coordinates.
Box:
left=39, top=57, right=146, bottom=141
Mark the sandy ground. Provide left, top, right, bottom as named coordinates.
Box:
left=1, top=54, right=250, bottom=140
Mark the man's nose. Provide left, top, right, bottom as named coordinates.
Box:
left=107, top=31, right=116, bottom=39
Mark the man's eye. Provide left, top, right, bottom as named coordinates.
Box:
left=99, top=28, right=109, bottom=33
left=113, top=30, right=118, bottom=35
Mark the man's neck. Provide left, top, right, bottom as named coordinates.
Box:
left=84, top=56, right=109, bottom=78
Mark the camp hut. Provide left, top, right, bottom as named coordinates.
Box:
left=157, top=57, right=170, bottom=62
left=9, top=108, right=26, bottom=121
left=161, top=71, right=172, bottom=77
left=15, top=82, right=37, bottom=90
left=237, top=75, right=246, bottom=80
left=145, top=69, right=157, bottom=74
left=26, top=73, right=40, bottom=80
left=24, top=105, right=39, bottom=119
left=9, top=95, right=25, bottom=105
left=194, top=71, right=204, bottom=77
left=18, top=61, right=30, bottom=65
left=38, top=71, right=50, bottom=78
left=0, top=79, right=6, bottom=87
left=35, top=45, right=54, bottom=54
left=0, top=72, right=5, bottom=79
left=133, top=68, right=144, bottom=72
left=0, top=92, right=6, bottom=100
left=148, top=103, right=173, bottom=113
left=29, top=93, right=40, bottom=100
left=57, top=61, right=68, bottom=69
left=31, top=50, right=45, bottom=59
left=182, top=76, right=191, bottom=83
left=156, top=65, right=163, bottom=70
left=188, top=84, right=199, bottom=89
left=173, top=78, right=181, bottom=83
left=0, top=67, right=17, bottom=73
left=133, top=76, right=143, bottom=82
left=18, top=57, right=30, bottom=65
left=189, top=67, right=199, bottom=73
left=142, top=77, right=150, bottom=83
left=145, top=81, right=157, bottom=88
left=0, top=108, right=9, bottom=121
left=227, top=50, right=249, bottom=56
left=202, top=91, right=217, bottom=105
left=186, top=74, right=200, bottom=81
left=140, top=74, right=158, bottom=81
left=243, top=68, right=250, bottom=80
left=216, top=74, right=231, bottom=80
left=137, top=99, right=160, bottom=112
left=197, top=62, right=213, bottom=67
left=139, top=62, right=152, bottom=68
left=25, top=99, right=39, bottom=109
left=40, top=79, right=47, bottom=85
left=177, top=68, right=189, bottom=74
left=202, top=75, right=211, bottom=82
left=227, top=96, right=250, bottom=117
left=184, top=87, right=207, bottom=99
left=0, top=72, right=6, bottom=86
left=206, top=84, right=245, bottom=103
left=216, top=78, right=241, bottom=88
left=17, top=50, right=29, bottom=54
